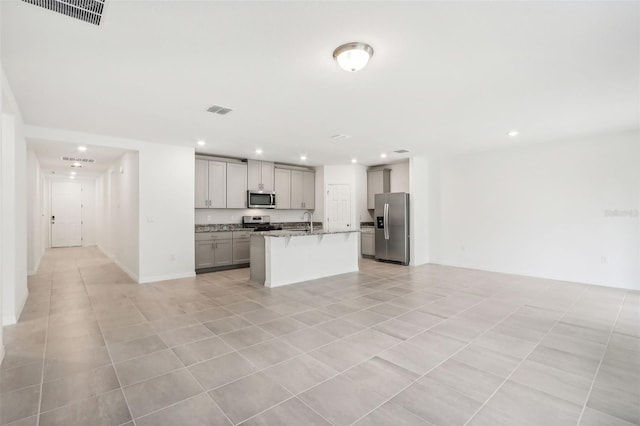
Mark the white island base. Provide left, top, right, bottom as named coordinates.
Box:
left=250, top=230, right=360, bottom=288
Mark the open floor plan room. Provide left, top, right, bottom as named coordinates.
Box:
left=1, top=248, right=638, bottom=425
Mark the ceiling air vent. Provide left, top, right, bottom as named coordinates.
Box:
left=22, top=0, right=107, bottom=26
left=61, top=156, right=95, bottom=163
left=393, top=149, right=410, bottom=154
left=207, top=105, right=233, bottom=115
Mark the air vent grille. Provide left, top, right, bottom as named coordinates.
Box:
left=61, top=156, right=95, bottom=163
left=207, top=105, right=233, bottom=115
left=393, top=149, right=410, bottom=154
left=22, top=0, right=107, bottom=25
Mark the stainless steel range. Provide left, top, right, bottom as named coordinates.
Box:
left=242, top=216, right=283, bottom=232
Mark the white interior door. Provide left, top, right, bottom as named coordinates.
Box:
left=326, top=184, right=351, bottom=231
left=51, top=181, right=83, bottom=247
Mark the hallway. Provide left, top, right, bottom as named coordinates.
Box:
left=1, top=248, right=638, bottom=426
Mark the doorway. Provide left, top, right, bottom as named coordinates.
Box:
left=326, top=184, right=351, bottom=231
left=50, top=181, right=83, bottom=247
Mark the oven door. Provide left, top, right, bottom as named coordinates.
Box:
left=247, top=191, right=276, bottom=209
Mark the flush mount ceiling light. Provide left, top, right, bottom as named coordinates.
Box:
left=197, top=140, right=206, bottom=146
left=78, top=145, right=87, bottom=152
left=351, top=158, right=357, bottom=164
left=507, top=130, right=519, bottom=137
left=380, top=153, right=387, bottom=159
left=333, top=42, right=374, bottom=72
left=300, top=155, right=307, bottom=161
left=255, top=148, right=263, bottom=155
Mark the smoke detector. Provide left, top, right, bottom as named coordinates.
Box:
left=22, top=0, right=107, bottom=26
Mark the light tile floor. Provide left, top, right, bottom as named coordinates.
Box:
left=1, top=247, right=638, bottom=426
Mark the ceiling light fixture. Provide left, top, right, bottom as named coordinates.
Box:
left=508, top=130, right=519, bottom=137
left=255, top=148, right=263, bottom=155
left=380, top=153, right=387, bottom=159
left=78, top=145, right=87, bottom=152
left=300, top=155, right=307, bottom=161
left=69, top=176, right=75, bottom=180
left=333, top=42, right=374, bottom=72
left=71, top=162, right=82, bottom=168
left=71, top=171, right=77, bottom=176
left=351, top=158, right=357, bottom=164
left=197, top=140, right=206, bottom=146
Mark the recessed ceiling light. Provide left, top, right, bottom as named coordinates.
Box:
left=69, top=176, right=75, bottom=180
left=78, top=146, right=87, bottom=152
left=351, top=158, right=357, bottom=163
left=333, top=42, right=374, bottom=72
left=255, top=148, right=263, bottom=155
left=508, top=130, right=519, bottom=137
left=300, top=155, right=307, bottom=161
left=71, top=171, right=77, bottom=176
left=197, top=140, right=206, bottom=146
left=380, top=153, right=387, bottom=159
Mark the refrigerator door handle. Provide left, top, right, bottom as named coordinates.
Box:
left=384, top=203, right=389, bottom=240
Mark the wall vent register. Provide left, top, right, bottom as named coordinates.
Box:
left=22, top=0, right=107, bottom=26
left=207, top=105, right=233, bottom=115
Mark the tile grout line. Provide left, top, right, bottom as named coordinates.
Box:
left=81, top=262, right=140, bottom=426
left=34, top=263, right=54, bottom=426
left=347, top=291, right=539, bottom=426
left=575, top=292, right=628, bottom=425
left=462, top=286, right=594, bottom=426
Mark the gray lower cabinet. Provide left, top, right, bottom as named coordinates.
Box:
left=232, top=231, right=251, bottom=264
left=361, top=229, right=375, bottom=256
left=195, top=240, right=215, bottom=268
left=195, top=232, right=233, bottom=269
left=214, top=239, right=233, bottom=266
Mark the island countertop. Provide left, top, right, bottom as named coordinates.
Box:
left=253, top=229, right=359, bottom=237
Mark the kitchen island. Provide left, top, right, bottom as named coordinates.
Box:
left=250, top=229, right=360, bottom=287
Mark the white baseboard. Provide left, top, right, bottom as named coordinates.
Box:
left=15, top=288, right=28, bottom=322
left=0, top=345, right=4, bottom=367
left=138, top=271, right=196, bottom=284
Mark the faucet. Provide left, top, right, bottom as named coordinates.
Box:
left=302, top=211, right=313, bottom=233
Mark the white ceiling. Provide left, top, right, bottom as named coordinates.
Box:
left=2, top=1, right=638, bottom=166
left=29, top=139, right=129, bottom=178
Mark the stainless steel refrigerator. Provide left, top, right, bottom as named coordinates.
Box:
left=374, top=192, right=410, bottom=265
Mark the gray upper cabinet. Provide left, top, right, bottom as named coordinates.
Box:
left=208, top=161, right=227, bottom=208
left=248, top=160, right=275, bottom=192
left=195, top=159, right=209, bottom=208
left=274, top=168, right=291, bottom=209
left=367, top=169, right=391, bottom=209
left=290, top=170, right=315, bottom=210
left=226, top=162, right=248, bottom=208
left=302, top=171, right=315, bottom=210
left=195, top=159, right=227, bottom=208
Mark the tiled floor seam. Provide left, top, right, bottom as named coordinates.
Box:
left=575, top=293, right=628, bottom=425
left=462, top=286, right=597, bottom=426
left=345, top=295, right=533, bottom=425
left=34, top=269, right=53, bottom=426
left=84, top=268, right=139, bottom=426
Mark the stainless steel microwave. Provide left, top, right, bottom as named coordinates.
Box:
left=247, top=191, right=276, bottom=209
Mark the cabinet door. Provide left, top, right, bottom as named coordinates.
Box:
left=208, top=161, right=227, bottom=208
left=247, top=160, right=261, bottom=191
left=290, top=170, right=304, bottom=209
left=227, top=162, right=248, bottom=208
left=213, top=239, right=233, bottom=266
left=367, top=170, right=381, bottom=210
left=261, top=162, right=275, bottom=192
left=274, top=168, right=291, bottom=209
left=361, top=234, right=374, bottom=256
left=232, top=239, right=250, bottom=264
left=195, top=160, right=209, bottom=208
left=195, top=240, right=215, bottom=269
left=302, top=171, right=315, bottom=210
